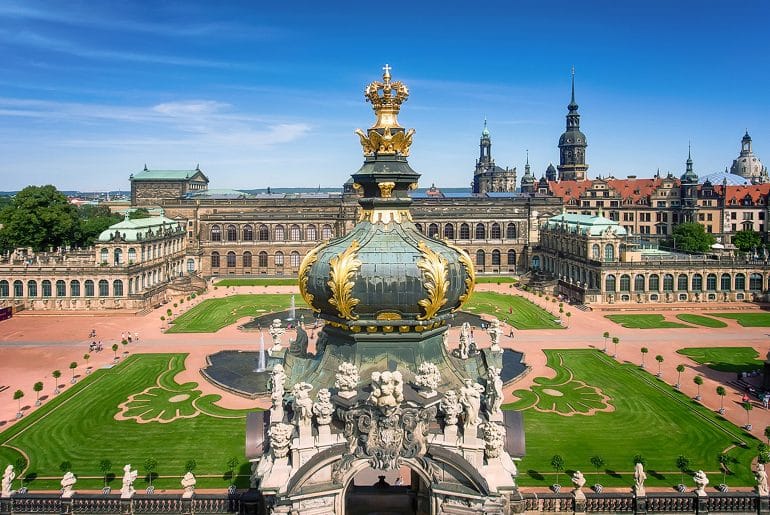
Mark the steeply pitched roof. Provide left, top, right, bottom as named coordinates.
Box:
left=545, top=212, right=628, bottom=236
left=715, top=183, right=770, bottom=205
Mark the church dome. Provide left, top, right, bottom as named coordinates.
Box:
left=299, top=68, right=475, bottom=333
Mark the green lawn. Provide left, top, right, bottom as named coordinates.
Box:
left=507, top=349, right=758, bottom=487
left=215, top=278, right=299, bottom=287
left=476, top=276, right=518, bottom=284
left=0, top=354, right=254, bottom=491
left=713, top=313, right=770, bottom=327
left=675, top=314, right=728, bottom=328
left=168, top=294, right=305, bottom=333
left=464, top=292, right=563, bottom=329
left=605, top=314, right=691, bottom=329
left=677, top=347, right=764, bottom=373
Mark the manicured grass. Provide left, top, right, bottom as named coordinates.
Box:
left=476, top=275, right=518, bottom=284
left=0, top=354, right=254, bottom=491
left=675, top=314, right=728, bottom=328
left=464, top=292, right=563, bottom=329
left=168, top=294, right=305, bottom=333
left=605, top=314, right=691, bottom=329
left=677, top=347, right=764, bottom=373
left=215, top=278, right=298, bottom=287
left=713, top=313, right=770, bottom=327
left=507, top=349, right=758, bottom=488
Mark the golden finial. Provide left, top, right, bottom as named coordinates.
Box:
left=355, top=65, right=415, bottom=156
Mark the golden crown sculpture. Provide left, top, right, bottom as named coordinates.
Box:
left=355, top=64, right=415, bottom=156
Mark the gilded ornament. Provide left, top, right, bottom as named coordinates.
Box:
left=416, top=243, right=449, bottom=321
left=376, top=312, right=402, bottom=321
left=399, top=326, right=410, bottom=333
left=298, top=244, right=323, bottom=312
left=355, top=127, right=415, bottom=157
left=445, top=240, right=476, bottom=309
left=378, top=181, right=396, bottom=198
left=327, top=240, right=362, bottom=320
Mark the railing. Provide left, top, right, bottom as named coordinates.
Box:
left=0, top=493, right=241, bottom=515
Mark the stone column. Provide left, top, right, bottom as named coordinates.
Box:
left=633, top=494, right=647, bottom=515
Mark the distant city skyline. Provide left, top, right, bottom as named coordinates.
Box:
left=0, top=0, right=768, bottom=191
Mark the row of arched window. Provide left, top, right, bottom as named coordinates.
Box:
left=0, top=279, right=124, bottom=298
left=604, top=273, right=766, bottom=292
left=475, top=249, right=517, bottom=266
left=100, top=240, right=180, bottom=265
left=211, top=251, right=302, bottom=268
left=210, top=224, right=334, bottom=242
left=414, top=222, right=519, bottom=240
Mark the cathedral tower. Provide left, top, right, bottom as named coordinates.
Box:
left=557, top=68, right=588, bottom=181
left=472, top=120, right=517, bottom=194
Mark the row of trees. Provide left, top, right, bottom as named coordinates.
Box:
left=665, top=222, right=766, bottom=254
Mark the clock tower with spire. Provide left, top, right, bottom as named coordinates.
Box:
left=557, top=68, right=588, bottom=181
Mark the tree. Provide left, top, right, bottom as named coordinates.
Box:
left=84, top=353, right=91, bottom=373
left=550, top=455, right=565, bottom=486
left=733, top=229, right=763, bottom=253
left=693, top=375, right=703, bottom=399
left=633, top=454, right=646, bottom=467
left=640, top=347, right=648, bottom=368
left=602, top=331, right=610, bottom=352
left=129, top=208, right=151, bottom=219
left=717, top=386, right=727, bottom=413
left=144, top=457, right=158, bottom=488
left=765, top=425, right=770, bottom=445
left=226, top=456, right=239, bottom=483
left=13, top=389, right=24, bottom=417
left=185, top=460, right=197, bottom=473
left=669, top=222, right=716, bottom=253
left=112, top=344, right=119, bottom=359
left=655, top=355, right=664, bottom=376
left=590, top=455, right=605, bottom=484
left=566, top=312, right=572, bottom=327
left=33, top=381, right=43, bottom=406
left=718, top=453, right=730, bottom=486
left=612, top=337, right=620, bottom=357
left=69, top=361, right=78, bottom=383
left=99, top=459, right=113, bottom=488
left=744, top=401, right=753, bottom=428
left=78, top=204, right=121, bottom=246
left=676, top=364, right=685, bottom=388
left=0, top=185, right=81, bottom=253
left=52, top=370, right=61, bottom=394
left=676, top=455, right=690, bottom=486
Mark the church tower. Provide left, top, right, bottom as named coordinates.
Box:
left=679, top=144, right=699, bottom=223
left=472, top=120, right=517, bottom=194
left=557, top=68, right=588, bottom=181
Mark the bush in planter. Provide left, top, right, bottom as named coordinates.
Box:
left=550, top=454, right=565, bottom=491
left=675, top=455, right=690, bottom=491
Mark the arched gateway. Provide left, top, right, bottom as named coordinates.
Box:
left=247, top=67, right=525, bottom=514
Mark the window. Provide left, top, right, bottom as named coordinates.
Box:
left=531, top=256, right=540, bottom=269
left=0, top=280, right=8, bottom=297
left=736, top=273, right=746, bottom=290
left=243, top=252, right=252, bottom=268
left=592, top=244, right=600, bottom=260
left=750, top=273, right=763, bottom=291
left=100, top=248, right=108, bottom=263
left=491, top=223, right=501, bottom=239
left=605, top=275, right=616, bottom=292
left=13, top=280, right=23, bottom=297
left=187, top=259, right=195, bottom=272
left=243, top=225, right=254, bottom=241
left=721, top=273, right=731, bottom=291
left=85, top=280, right=94, bottom=297
left=415, top=223, right=423, bottom=233
left=289, top=225, right=301, bottom=241
left=322, top=225, right=333, bottom=239
left=428, top=223, right=439, bottom=238
left=211, top=252, right=220, bottom=268
left=226, top=225, right=237, bottom=241
left=476, top=249, right=485, bottom=266
left=634, top=274, right=645, bottom=291
left=290, top=251, right=301, bottom=268
left=38, top=280, right=49, bottom=297
left=620, top=274, right=631, bottom=292
left=98, top=279, right=109, bottom=297
left=211, top=225, right=221, bottom=241
left=258, top=251, right=268, bottom=267
left=677, top=274, right=688, bottom=291
left=604, top=244, right=614, bottom=262
left=274, top=225, right=285, bottom=241
left=507, top=249, right=516, bottom=265
left=691, top=274, right=703, bottom=291
left=306, top=225, right=317, bottom=241
left=706, top=274, right=717, bottom=291
left=56, top=280, right=66, bottom=297
left=28, top=280, right=38, bottom=297
left=113, top=280, right=123, bottom=297
left=475, top=223, right=486, bottom=239
left=649, top=274, right=660, bottom=291
left=444, top=224, right=455, bottom=239
left=459, top=223, right=470, bottom=240
left=258, top=225, right=269, bottom=241
left=114, top=248, right=122, bottom=265
left=506, top=223, right=517, bottom=239
left=275, top=251, right=284, bottom=266
left=227, top=251, right=236, bottom=267
left=128, top=248, right=136, bottom=263
left=663, top=274, right=674, bottom=291
left=491, top=249, right=501, bottom=265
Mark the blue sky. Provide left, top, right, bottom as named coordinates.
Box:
left=1, top=0, right=769, bottom=191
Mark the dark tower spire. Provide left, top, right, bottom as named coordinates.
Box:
left=557, top=67, right=588, bottom=181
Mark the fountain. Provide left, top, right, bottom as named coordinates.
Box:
left=287, top=295, right=296, bottom=322
left=254, top=332, right=267, bottom=372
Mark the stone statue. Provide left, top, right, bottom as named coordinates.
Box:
left=756, top=464, right=769, bottom=496
left=693, top=470, right=709, bottom=496
left=312, top=388, right=334, bottom=426
left=2, top=465, right=15, bottom=497
left=633, top=462, right=647, bottom=496
left=442, top=330, right=450, bottom=351
left=120, top=464, right=138, bottom=498
left=481, top=422, right=505, bottom=460
left=181, top=471, right=196, bottom=498
left=368, top=371, right=404, bottom=412
left=572, top=471, right=586, bottom=499
left=414, top=362, right=441, bottom=398
left=268, top=319, right=286, bottom=353
left=459, top=379, right=484, bottom=431
left=60, top=471, right=77, bottom=498
left=440, top=390, right=462, bottom=427
left=268, top=423, right=294, bottom=460
left=288, top=325, right=309, bottom=357
left=335, top=362, right=359, bottom=399
left=486, top=366, right=504, bottom=418
left=458, top=322, right=471, bottom=359
left=291, top=382, right=314, bottom=426
left=487, top=318, right=503, bottom=352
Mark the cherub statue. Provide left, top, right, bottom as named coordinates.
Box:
left=756, top=464, right=769, bottom=497
left=459, top=379, right=484, bottom=431
left=312, top=388, right=334, bottom=426
left=633, top=461, right=647, bottom=496
left=291, top=382, right=314, bottom=426
left=368, top=371, right=404, bottom=412
left=268, top=319, right=286, bottom=353
left=693, top=470, right=709, bottom=496
left=458, top=323, right=471, bottom=359
left=181, top=471, right=196, bottom=498
left=572, top=471, right=586, bottom=491
left=60, top=471, right=77, bottom=498
left=270, top=364, right=287, bottom=407
left=2, top=465, right=15, bottom=497
left=120, top=464, right=138, bottom=498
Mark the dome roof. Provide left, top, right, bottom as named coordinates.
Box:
left=700, top=171, right=751, bottom=186
left=559, top=129, right=586, bottom=146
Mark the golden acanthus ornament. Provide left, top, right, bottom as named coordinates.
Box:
left=416, top=241, right=449, bottom=321
left=444, top=240, right=476, bottom=309
left=327, top=240, right=362, bottom=320
left=298, top=243, right=323, bottom=312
